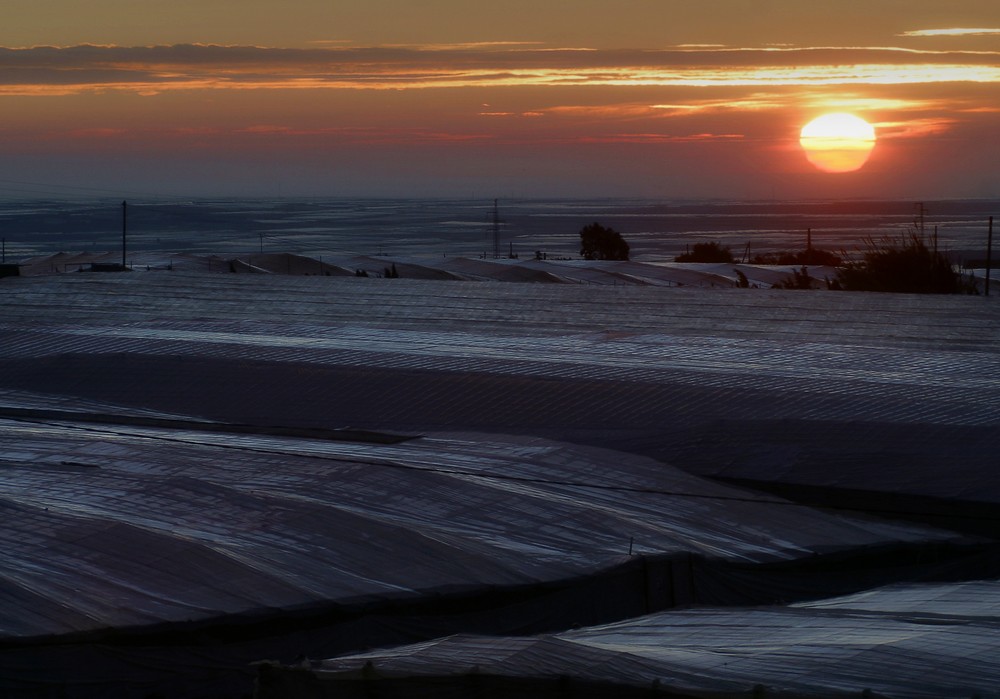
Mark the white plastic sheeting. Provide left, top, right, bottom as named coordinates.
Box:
left=0, top=273, right=997, bottom=642
left=2, top=272, right=999, bottom=698
left=2, top=277, right=998, bottom=437
left=2, top=271, right=997, bottom=349
left=16, top=249, right=837, bottom=289
left=294, top=580, right=1000, bottom=699
left=2, top=275, right=997, bottom=531
left=0, top=423, right=956, bottom=641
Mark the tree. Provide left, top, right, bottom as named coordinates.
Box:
left=675, top=242, right=734, bottom=263
left=579, top=223, right=630, bottom=261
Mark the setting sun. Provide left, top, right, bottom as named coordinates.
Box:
left=799, top=113, right=877, bottom=173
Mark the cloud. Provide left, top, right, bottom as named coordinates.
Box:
left=651, top=95, right=787, bottom=113
left=873, top=117, right=958, bottom=140
left=540, top=104, right=659, bottom=118
left=63, top=127, right=129, bottom=138
left=901, top=28, right=1000, bottom=38
left=0, top=43, right=997, bottom=96
left=226, top=125, right=496, bottom=145
left=578, top=133, right=744, bottom=144
left=799, top=95, right=941, bottom=112
left=375, top=41, right=546, bottom=51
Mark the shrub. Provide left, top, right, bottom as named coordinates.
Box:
left=775, top=266, right=816, bottom=289
left=675, top=242, right=733, bottom=263
left=750, top=248, right=842, bottom=266
left=836, top=232, right=961, bottom=293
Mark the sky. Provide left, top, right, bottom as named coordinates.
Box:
left=1, top=0, right=998, bottom=200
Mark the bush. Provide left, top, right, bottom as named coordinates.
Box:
left=775, top=266, right=816, bottom=290
left=836, top=232, right=962, bottom=293
left=750, top=248, right=842, bottom=266
left=675, top=242, right=733, bottom=263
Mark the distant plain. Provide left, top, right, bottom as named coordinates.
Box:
left=1, top=197, right=996, bottom=266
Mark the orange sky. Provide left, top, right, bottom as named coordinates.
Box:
left=0, top=1, right=998, bottom=199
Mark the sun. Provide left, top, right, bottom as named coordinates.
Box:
left=799, top=113, right=877, bottom=173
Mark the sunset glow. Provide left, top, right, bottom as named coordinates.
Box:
left=0, top=2, right=997, bottom=198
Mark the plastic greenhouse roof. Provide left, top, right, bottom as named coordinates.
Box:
left=304, top=580, right=1000, bottom=698
left=1, top=270, right=999, bottom=697
left=0, top=423, right=957, bottom=641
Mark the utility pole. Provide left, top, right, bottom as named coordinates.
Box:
left=491, top=199, right=502, bottom=259
left=121, top=200, right=127, bottom=269
left=987, top=216, right=994, bottom=297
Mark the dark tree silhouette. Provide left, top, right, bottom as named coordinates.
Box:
left=675, top=242, right=734, bottom=263
left=579, top=223, right=630, bottom=261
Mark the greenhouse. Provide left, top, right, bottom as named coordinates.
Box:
left=1, top=270, right=998, bottom=697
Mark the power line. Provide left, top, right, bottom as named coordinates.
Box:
left=0, top=177, right=176, bottom=200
